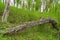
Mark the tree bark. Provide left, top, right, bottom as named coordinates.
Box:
left=4, top=17, right=59, bottom=35
left=40, top=0, right=46, bottom=12
left=2, top=0, right=10, bottom=22
left=40, top=0, right=53, bottom=12
left=14, top=0, right=15, bottom=6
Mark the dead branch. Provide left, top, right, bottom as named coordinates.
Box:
left=4, top=17, right=59, bottom=35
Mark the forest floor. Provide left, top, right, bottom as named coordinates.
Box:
left=0, top=2, right=60, bottom=40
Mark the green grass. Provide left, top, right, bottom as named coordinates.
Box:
left=0, top=3, right=60, bottom=40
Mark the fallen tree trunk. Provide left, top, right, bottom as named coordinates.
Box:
left=4, top=17, right=59, bottom=35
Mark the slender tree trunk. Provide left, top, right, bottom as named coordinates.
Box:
left=40, top=0, right=46, bottom=12
left=5, top=0, right=7, bottom=4
left=2, top=0, right=10, bottom=22
left=2, top=0, right=4, bottom=3
left=14, top=0, right=15, bottom=6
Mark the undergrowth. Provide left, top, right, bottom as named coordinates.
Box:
left=0, top=3, right=60, bottom=40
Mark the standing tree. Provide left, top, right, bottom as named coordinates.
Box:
left=2, top=0, right=4, bottom=3
left=14, top=0, right=16, bottom=6
left=16, top=0, right=20, bottom=7
left=40, top=0, right=54, bottom=12
left=2, top=0, right=10, bottom=22
left=40, top=0, right=46, bottom=12
left=20, top=0, right=28, bottom=9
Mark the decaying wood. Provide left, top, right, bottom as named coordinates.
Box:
left=4, top=17, right=59, bottom=35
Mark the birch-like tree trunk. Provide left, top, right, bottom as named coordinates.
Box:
left=40, top=0, right=46, bottom=12
left=40, top=0, right=53, bottom=12
left=2, top=0, right=4, bottom=3
left=2, top=0, right=10, bottom=22
left=14, top=0, right=15, bottom=6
